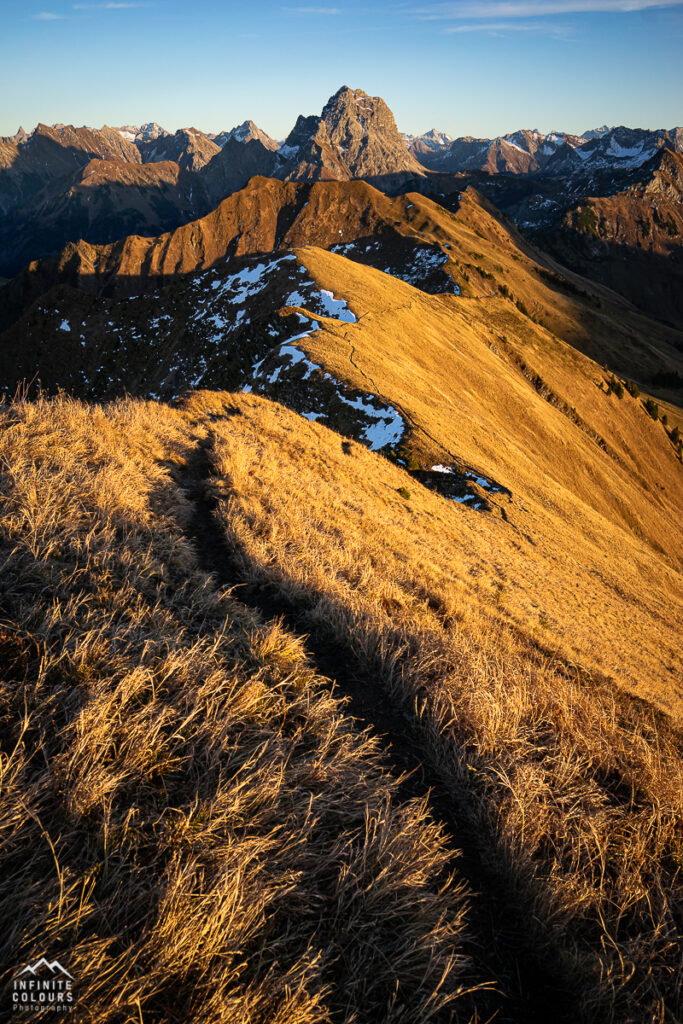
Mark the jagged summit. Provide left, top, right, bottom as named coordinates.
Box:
left=138, top=121, right=168, bottom=140
left=582, top=124, right=613, bottom=140
left=214, top=120, right=279, bottom=151
left=416, top=122, right=683, bottom=180
left=136, top=126, right=220, bottom=171
left=114, top=122, right=168, bottom=144
left=404, top=128, right=454, bottom=149
left=2, top=90, right=683, bottom=312
left=279, top=84, right=425, bottom=181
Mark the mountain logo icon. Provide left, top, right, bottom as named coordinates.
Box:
left=17, top=958, right=74, bottom=980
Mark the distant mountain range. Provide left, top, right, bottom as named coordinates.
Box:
left=404, top=124, right=683, bottom=177
left=1, top=86, right=682, bottom=330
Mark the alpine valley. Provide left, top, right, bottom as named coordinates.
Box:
left=0, top=86, right=681, bottom=1024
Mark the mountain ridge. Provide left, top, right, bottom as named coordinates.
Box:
left=1, top=88, right=682, bottom=1024
left=2, top=88, right=682, bottom=334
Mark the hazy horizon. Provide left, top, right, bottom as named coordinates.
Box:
left=3, top=0, right=683, bottom=140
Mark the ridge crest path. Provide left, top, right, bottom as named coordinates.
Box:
left=175, top=426, right=584, bottom=1024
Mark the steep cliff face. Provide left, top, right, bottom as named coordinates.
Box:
left=280, top=86, right=426, bottom=181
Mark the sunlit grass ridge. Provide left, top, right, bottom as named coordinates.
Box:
left=0, top=394, right=471, bottom=1023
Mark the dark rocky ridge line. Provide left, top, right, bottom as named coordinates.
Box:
left=0, top=178, right=463, bottom=335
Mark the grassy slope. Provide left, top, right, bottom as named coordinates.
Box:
left=380, top=186, right=683, bottom=385
left=1, top=198, right=680, bottom=710
left=0, top=388, right=680, bottom=1022
left=0, top=182, right=681, bottom=1023
left=199, top=389, right=682, bottom=1023
left=0, top=396, right=471, bottom=1024
left=277, top=244, right=682, bottom=717
left=2, top=181, right=681, bottom=391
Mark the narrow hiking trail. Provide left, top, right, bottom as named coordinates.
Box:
left=177, top=429, right=583, bottom=1024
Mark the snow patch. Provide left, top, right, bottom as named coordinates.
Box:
left=318, top=289, right=356, bottom=322
left=248, top=317, right=404, bottom=451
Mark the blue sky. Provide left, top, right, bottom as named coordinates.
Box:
left=2, top=1, right=682, bottom=139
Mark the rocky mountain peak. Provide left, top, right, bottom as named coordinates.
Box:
left=282, top=114, right=320, bottom=152
left=320, top=85, right=399, bottom=139
left=402, top=128, right=454, bottom=161
left=215, top=120, right=279, bottom=151
left=138, top=122, right=168, bottom=141
left=581, top=124, right=612, bottom=140
left=644, top=147, right=683, bottom=197
left=280, top=85, right=425, bottom=180
left=136, top=126, right=219, bottom=171
left=424, top=128, right=453, bottom=143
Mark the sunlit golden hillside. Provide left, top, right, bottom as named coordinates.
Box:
left=0, top=169, right=681, bottom=1024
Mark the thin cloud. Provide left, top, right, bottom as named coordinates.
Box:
left=73, top=2, right=155, bottom=9
left=31, top=11, right=64, bottom=18
left=414, top=0, right=683, bottom=18
left=445, top=17, right=571, bottom=30
left=283, top=6, right=343, bottom=13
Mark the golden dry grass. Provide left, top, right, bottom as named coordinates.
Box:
left=0, top=383, right=680, bottom=1021
left=1, top=165, right=681, bottom=1024
left=200, top=389, right=683, bottom=1024
left=0, top=395, right=475, bottom=1023
left=277, top=244, right=683, bottom=717
left=2, top=209, right=682, bottom=1018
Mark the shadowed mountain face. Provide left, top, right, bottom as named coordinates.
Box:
left=541, top=150, right=683, bottom=328
left=200, top=138, right=281, bottom=207
left=136, top=128, right=221, bottom=171
left=0, top=89, right=428, bottom=277
left=0, top=137, right=281, bottom=277
left=2, top=175, right=681, bottom=402
left=0, top=122, right=141, bottom=217
left=0, top=177, right=461, bottom=329
left=0, top=159, right=199, bottom=277
left=1, top=196, right=681, bottom=661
